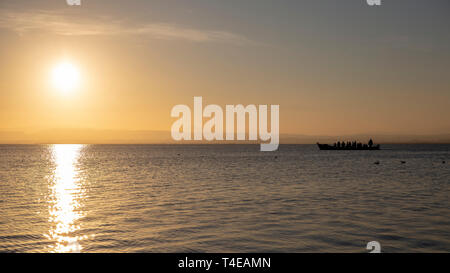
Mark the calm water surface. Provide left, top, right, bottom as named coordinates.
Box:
left=0, top=144, right=449, bottom=252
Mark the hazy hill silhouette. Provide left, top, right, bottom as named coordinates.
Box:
left=1, top=129, right=449, bottom=144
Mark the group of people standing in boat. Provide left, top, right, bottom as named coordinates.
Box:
left=333, top=139, right=374, bottom=149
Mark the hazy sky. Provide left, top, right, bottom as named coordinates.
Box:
left=0, top=0, right=449, bottom=141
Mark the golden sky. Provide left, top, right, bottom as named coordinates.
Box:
left=0, top=0, right=449, bottom=143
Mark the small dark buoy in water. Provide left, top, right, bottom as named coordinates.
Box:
left=374, top=161, right=380, bottom=165
left=401, top=161, right=406, bottom=164
left=443, top=161, right=446, bottom=164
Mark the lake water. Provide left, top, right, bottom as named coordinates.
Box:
left=0, top=144, right=449, bottom=252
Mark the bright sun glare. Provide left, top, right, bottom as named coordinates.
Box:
left=51, top=62, right=80, bottom=92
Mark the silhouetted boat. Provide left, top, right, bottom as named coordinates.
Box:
left=317, top=143, right=380, bottom=150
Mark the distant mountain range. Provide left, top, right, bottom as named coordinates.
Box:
left=281, top=133, right=450, bottom=144
left=0, top=129, right=449, bottom=144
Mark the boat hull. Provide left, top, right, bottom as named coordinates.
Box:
left=317, top=143, right=380, bottom=150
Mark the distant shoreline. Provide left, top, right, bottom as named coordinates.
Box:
left=1, top=130, right=449, bottom=145
left=1, top=143, right=450, bottom=145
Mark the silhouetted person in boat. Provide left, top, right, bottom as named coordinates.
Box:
left=368, top=139, right=373, bottom=148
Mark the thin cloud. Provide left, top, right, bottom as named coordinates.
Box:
left=0, top=10, right=257, bottom=46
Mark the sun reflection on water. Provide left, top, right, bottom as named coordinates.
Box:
left=45, top=144, right=86, bottom=253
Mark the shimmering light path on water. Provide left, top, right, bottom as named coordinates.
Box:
left=0, top=144, right=449, bottom=252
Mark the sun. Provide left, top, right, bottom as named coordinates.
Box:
left=51, top=62, right=80, bottom=93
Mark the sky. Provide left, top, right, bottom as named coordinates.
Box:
left=0, top=0, right=449, bottom=143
